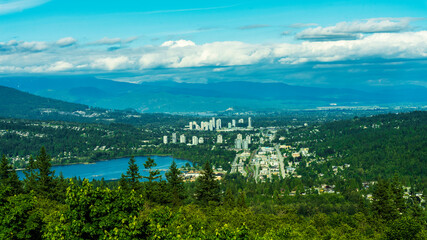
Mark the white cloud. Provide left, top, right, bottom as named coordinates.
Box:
left=0, top=61, right=73, bottom=73
left=0, top=40, right=49, bottom=52
left=143, top=31, right=427, bottom=68
left=141, top=40, right=270, bottom=68
left=56, top=37, right=77, bottom=47
left=123, top=37, right=138, bottom=44
left=212, top=67, right=230, bottom=72
left=296, top=18, right=416, bottom=41
left=92, top=37, right=121, bottom=45
left=2, top=29, right=427, bottom=74
left=0, top=66, right=22, bottom=73
left=0, top=0, right=50, bottom=15
left=19, top=41, right=49, bottom=51
left=275, top=31, right=427, bottom=63
left=47, top=61, right=73, bottom=72
left=92, top=56, right=132, bottom=70
left=161, top=40, right=196, bottom=48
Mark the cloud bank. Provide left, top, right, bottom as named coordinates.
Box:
left=296, top=18, right=416, bottom=41
left=56, top=37, right=77, bottom=47
left=1, top=18, right=427, bottom=78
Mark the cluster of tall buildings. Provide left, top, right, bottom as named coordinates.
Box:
left=188, top=117, right=252, bottom=131
left=162, top=133, right=210, bottom=146
left=235, top=134, right=251, bottom=150
left=164, top=133, right=187, bottom=144
left=163, top=133, right=225, bottom=145
left=193, top=136, right=204, bottom=144
left=188, top=117, right=221, bottom=131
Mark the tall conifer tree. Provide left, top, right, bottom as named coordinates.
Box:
left=166, top=160, right=186, bottom=206
left=223, top=188, right=235, bottom=208
left=120, top=156, right=142, bottom=191
left=143, top=157, right=161, bottom=201
left=0, top=154, right=22, bottom=195
left=237, top=190, right=247, bottom=208
left=37, top=146, right=55, bottom=196
left=23, top=156, right=37, bottom=193
left=372, top=179, right=398, bottom=221
left=143, top=157, right=160, bottom=182
left=195, top=161, right=220, bottom=205
left=391, top=174, right=406, bottom=214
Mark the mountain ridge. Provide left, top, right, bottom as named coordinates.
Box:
left=1, top=76, right=426, bottom=112
left=0, top=85, right=188, bottom=126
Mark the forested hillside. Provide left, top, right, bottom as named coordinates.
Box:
left=0, top=119, right=153, bottom=167
left=318, top=112, right=426, bottom=181
left=0, top=111, right=426, bottom=238
left=0, top=148, right=425, bottom=239
left=0, top=85, right=89, bottom=119
left=0, top=85, right=192, bottom=126
left=282, top=111, right=427, bottom=191
left=0, top=118, right=234, bottom=169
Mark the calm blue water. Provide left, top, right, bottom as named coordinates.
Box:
left=17, top=156, right=190, bottom=181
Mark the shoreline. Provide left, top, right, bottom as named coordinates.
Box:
left=15, top=153, right=190, bottom=171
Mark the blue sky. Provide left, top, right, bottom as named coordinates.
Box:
left=1, top=0, right=427, bottom=88
left=2, top=0, right=426, bottom=43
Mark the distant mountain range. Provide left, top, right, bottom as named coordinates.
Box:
left=1, top=76, right=426, bottom=112
left=0, top=85, right=187, bottom=126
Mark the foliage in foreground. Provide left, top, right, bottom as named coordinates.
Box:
left=0, top=148, right=426, bottom=239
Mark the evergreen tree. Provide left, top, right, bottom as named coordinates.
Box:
left=407, top=192, right=424, bottom=219
left=385, top=216, right=424, bottom=240
left=143, top=157, right=160, bottom=182
left=35, top=147, right=56, bottom=196
left=23, top=156, right=37, bottom=193
left=127, top=156, right=142, bottom=185
left=143, top=157, right=161, bottom=202
left=237, top=190, right=247, bottom=208
left=120, top=156, right=142, bottom=191
left=391, top=174, right=406, bottom=214
left=7, top=170, right=21, bottom=195
left=273, top=190, right=280, bottom=202
left=119, top=173, right=128, bottom=190
left=0, top=154, right=22, bottom=195
left=165, top=160, right=186, bottom=206
left=0, top=154, right=9, bottom=181
left=372, top=179, right=398, bottom=221
left=223, top=188, right=235, bottom=208
left=195, top=161, right=220, bottom=205
left=53, top=172, right=68, bottom=202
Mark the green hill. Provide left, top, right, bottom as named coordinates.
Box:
left=284, top=111, right=427, bottom=190
left=0, top=85, right=191, bottom=126
left=0, top=85, right=89, bottom=119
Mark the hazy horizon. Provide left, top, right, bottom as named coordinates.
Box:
left=1, top=0, right=427, bottom=90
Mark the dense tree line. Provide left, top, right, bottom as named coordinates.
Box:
left=0, top=148, right=426, bottom=239
left=143, top=144, right=235, bottom=171
left=0, top=119, right=158, bottom=166
left=0, top=118, right=236, bottom=169
left=278, top=111, right=427, bottom=192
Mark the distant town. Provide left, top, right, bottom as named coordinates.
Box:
left=156, top=116, right=425, bottom=202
